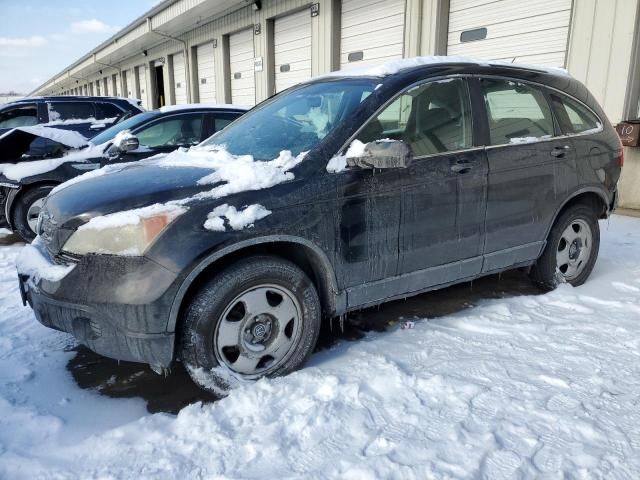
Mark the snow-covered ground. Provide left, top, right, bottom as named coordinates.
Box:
left=1, top=215, right=640, bottom=479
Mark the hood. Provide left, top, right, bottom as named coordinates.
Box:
left=46, top=162, right=214, bottom=222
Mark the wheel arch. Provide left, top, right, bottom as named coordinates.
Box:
left=166, top=235, right=344, bottom=334
left=5, top=180, right=59, bottom=230
left=544, top=187, right=610, bottom=240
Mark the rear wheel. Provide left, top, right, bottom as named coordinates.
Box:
left=12, top=185, right=55, bottom=242
left=529, top=204, right=600, bottom=290
left=180, top=256, right=321, bottom=394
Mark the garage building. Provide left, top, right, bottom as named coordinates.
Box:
left=33, top=0, right=640, bottom=210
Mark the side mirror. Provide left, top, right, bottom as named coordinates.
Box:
left=112, top=131, right=139, bottom=152
left=118, top=135, right=139, bottom=152
left=347, top=140, right=412, bottom=169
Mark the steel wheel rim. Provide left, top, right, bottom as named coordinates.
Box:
left=214, top=283, right=303, bottom=379
left=556, top=218, right=592, bottom=281
left=26, top=198, right=46, bottom=233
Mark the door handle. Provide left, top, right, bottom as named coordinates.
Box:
left=550, top=145, right=571, bottom=158
left=451, top=163, right=471, bottom=174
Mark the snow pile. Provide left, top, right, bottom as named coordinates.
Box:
left=15, top=237, right=75, bottom=285
left=1, top=126, right=87, bottom=148
left=204, top=204, right=271, bottom=231
left=77, top=203, right=187, bottom=232
left=327, top=139, right=367, bottom=173
left=312, top=56, right=570, bottom=80
left=159, top=104, right=250, bottom=113
left=509, top=134, right=553, bottom=144
left=44, top=116, right=117, bottom=127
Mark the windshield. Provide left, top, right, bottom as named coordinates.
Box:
left=90, top=111, right=157, bottom=145
left=202, top=79, right=378, bottom=159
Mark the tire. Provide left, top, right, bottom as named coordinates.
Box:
left=12, top=185, right=55, bottom=243
left=180, top=256, right=321, bottom=395
left=529, top=203, right=600, bottom=290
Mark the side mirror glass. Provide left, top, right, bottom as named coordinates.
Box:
left=347, top=140, right=412, bottom=169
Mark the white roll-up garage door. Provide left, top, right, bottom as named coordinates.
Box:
left=447, top=0, right=572, bottom=67
left=137, top=66, right=149, bottom=109
left=172, top=52, right=187, bottom=105
left=196, top=42, right=217, bottom=103
left=229, top=28, right=256, bottom=105
left=274, top=9, right=312, bottom=92
left=114, top=74, right=121, bottom=97
left=103, top=78, right=109, bottom=96
left=340, top=0, right=405, bottom=69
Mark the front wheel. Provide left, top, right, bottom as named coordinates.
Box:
left=180, top=256, right=321, bottom=394
left=529, top=204, right=600, bottom=290
left=12, top=185, right=55, bottom=242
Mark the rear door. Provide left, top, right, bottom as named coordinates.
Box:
left=480, top=77, right=576, bottom=272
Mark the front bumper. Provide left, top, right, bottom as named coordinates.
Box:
left=18, top=243, right=180, bottom=367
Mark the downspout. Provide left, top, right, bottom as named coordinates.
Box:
left=148, top=17, right=192, bottom=103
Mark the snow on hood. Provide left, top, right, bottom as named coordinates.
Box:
left=311, top=55, right=570, bottom=81
left=0, top=126, right=87, bottom=148
left=51, top=145, right=306, bottom=232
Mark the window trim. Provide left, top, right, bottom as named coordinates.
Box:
left=335, top=75, right=477, bottom=166
left=0, top=103, right=39, bottom=128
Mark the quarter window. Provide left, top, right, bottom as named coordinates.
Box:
left=95, top=102, right=123, bottom=120
left=549, top=93, right=601, bottom=135
left=135, top=114, right=203, bottom=148
left=481, top=78, right=554, bottom=146
left=357, top=78, right=473, bottom=157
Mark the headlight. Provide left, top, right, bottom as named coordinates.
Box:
left=63, top=204, right=186, bottom=256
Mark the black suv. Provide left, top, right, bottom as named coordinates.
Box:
left=0, top=96, right=143, bottom=138
left=18, top=60, right=621, bottom=393
left=1, top=104, right=247, bottom=241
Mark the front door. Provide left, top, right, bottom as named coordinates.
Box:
left=338, top=77, right=487, bottom=306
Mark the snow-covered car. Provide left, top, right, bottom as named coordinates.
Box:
left=0, top=104, right=248, bottom=241
left=0, top=96, right=143, bottom=138
left=17, top=57, right=622, bottom=394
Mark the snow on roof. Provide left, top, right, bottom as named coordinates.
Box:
left=311, top=56, right=570, bottom=81
left=158, top=103, right=251, bottom=114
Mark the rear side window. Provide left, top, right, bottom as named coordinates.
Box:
left=47, top=102, right=95, bottom=122
left=0, top=105, right=38, bottom=128
left=357, top=78, right=473, bottom=156
left=481, top=78, right=554, bottom=145
left=95, top=102, right=123, bottom=120
left=549, top=93, right=601, bottom=135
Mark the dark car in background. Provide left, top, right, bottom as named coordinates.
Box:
left=1, top=104, right=248, bottom=240
left=18, top=59, right=621, bottom=394
left=0, top=96, right=144, bottom=138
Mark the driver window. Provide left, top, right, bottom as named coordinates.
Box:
left=136, top=114, right=203, bottom=148
left=357, top=78, right=472, bottom=157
